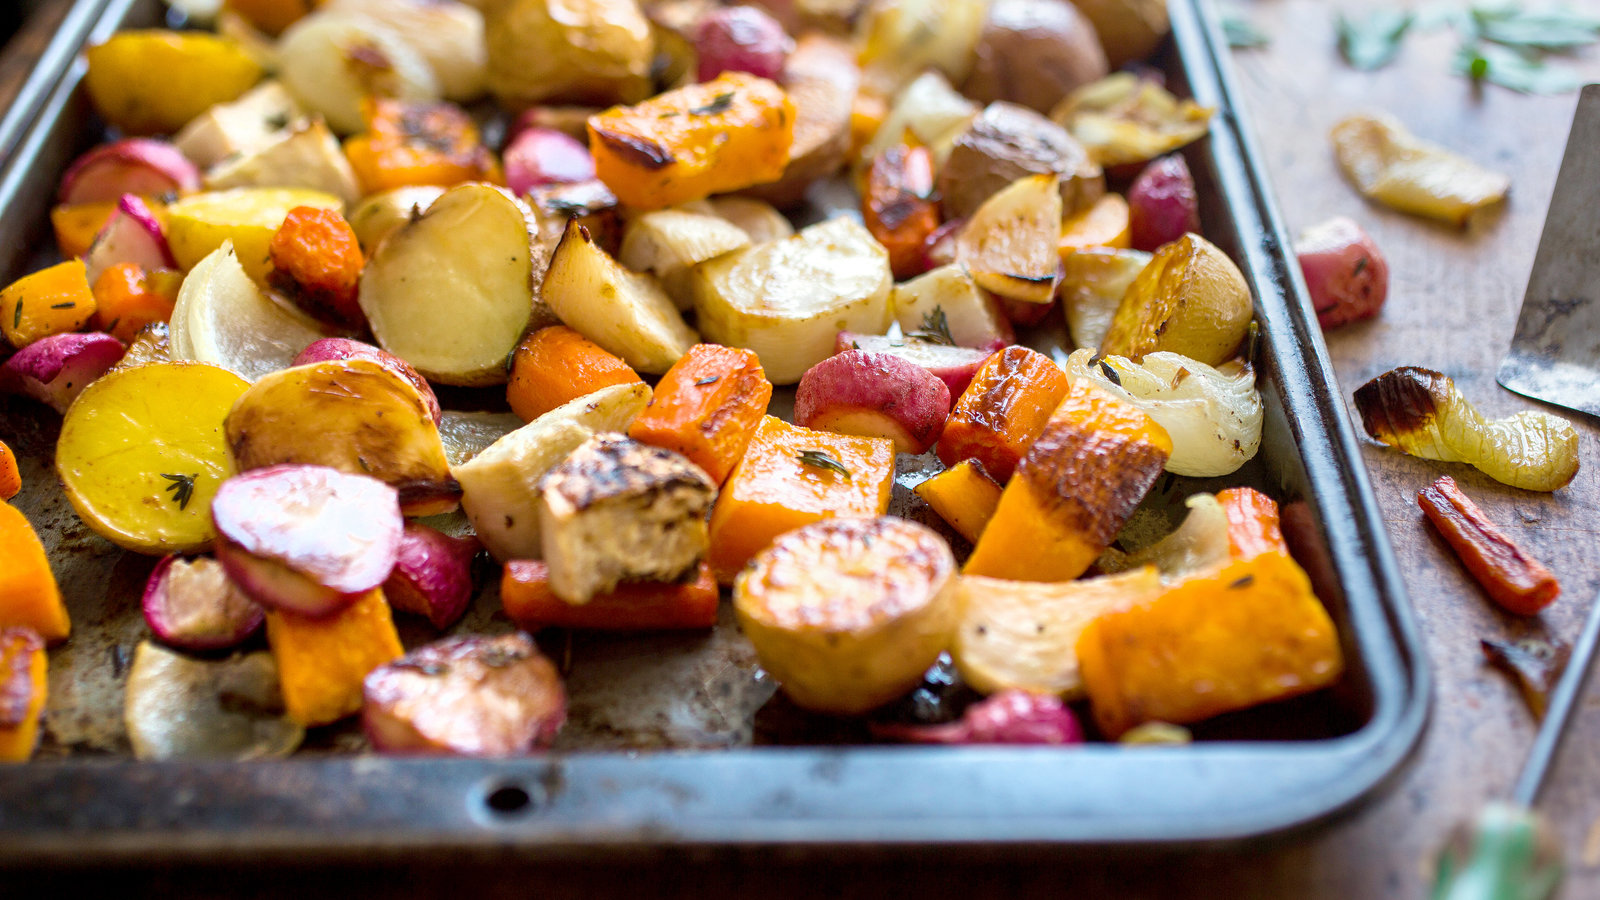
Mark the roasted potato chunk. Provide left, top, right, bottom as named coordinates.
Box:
left=939, top=101, right=1103, bottom=221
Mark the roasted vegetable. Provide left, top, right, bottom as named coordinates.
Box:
left=742, top=33, right=857, bottom=207
left=860, top=70, right=977, bottom=167
left=1128, top=155, right=1200, bottom=252
left=734, top=516, right=959, bottom=715
left=291, top=338, right=441, bottom=426
left=56, top=361, right=249, bottom=555
left=342, top=99, right=499, bottom=195
left=91, top=262, right=181, bottom=345
left=536, top=434, right=717, bottom=604
left=0, top=629, right=48, bottom=762
left=0, top=441, right=17, bottom=501
left=955, top=174, right=1062, bottom=305
left=627, top=343, right=773, bottom=484
left=383, top=523, right=479, bottom=631
left=706, top=415, right=896, bottom=582
left=455, top=382, right=652, bottom=562
left=856, top=0, right=985, bottom=99
left=122, top=641, right=302, bottom=760
left=142, top=555, right=264, bottom=651
left=953, top=566, right=1162, bottom=698
left=1072, top=0, right=1170, bottom=68
left=1481, top=637, right=1568, bottom=721
left=913, top=459, right=1003, bottom=544
left=504, top=127, right=597, bottom=195
left=85, top=30, right=263, bottom=135
left=1354, top=367, right=1579, bottom=492
left=225, top=359, right=460, bottom=516
left=502, top=560, right=719, bottom=632
left=363, top=633, right=566, bottom=756
left=485, top=0, right=654, bottom=109
left=963, top=0, right=1108, bottom=114
left=935, top=345, right=1070, bottom=483
left=169, top=243, right=325, bottom=381
left=1076, top=544, right=1344, bottom=738
left=0, top=505, right=70, bottom=643
left=863, top=141, right=940, bottom=280
left=588, top=72, right=796, bottom=209
left=265, top=586, right=403, bottom=727
left=871, top=690, right=1085, bottom=745
left=1331, top=113, right=1510, bottom=226
left=1061, top=348, right=1262, bottom=477
left=1060, top=247, right=1150, bottom=350
left=1, top=332, right=126, bottom=415
left=889, top=265, right=1012, bottom=351
left=1295, top=216, right=1390, bottom=329
left=618, top=207, right=752, bottom=311
left=1100, top=232, right=1253, bottom=367
left=174, top=79, right=305, bottom=168
left=1105, top=488, right=1286, bottom=582
left=164, top=187, right=343, bottom=282
left=507, top=326, right=645, bottom=422
left=1, top=260, right=95, bottom=349
left=267, top=206, right=365, bottom=330
left=1418, top=475, right=1560, bottom=615
left=1052, top=73, right=1214, bottom=168
left=60, top=139, right=199, bottom=206
left=965, top=378, right=1172, bottom=581
left=939, top=101, right=1103, bottom=222
left=833, top=332, right=994, bottom=400
left=795, top=350, right=951, bottom=454
left=692, top=217, right=893, bottom=384
left=1058, top=193, right=1132, bottom=256
left=322, top=0, right=487, bottom=102
left=276, top=13, right=440, bottom=134
left=204, top=119, right=361, bottom=206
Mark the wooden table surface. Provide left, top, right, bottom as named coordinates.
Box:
left=11, top=0, right=1600, bottom=897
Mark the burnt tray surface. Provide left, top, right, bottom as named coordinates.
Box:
left=0, top=0, right=1427, bottom=858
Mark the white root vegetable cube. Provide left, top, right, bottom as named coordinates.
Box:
left=535, top=434, right=716, bottom=604
left=691, top=217, right=893, bottom=385
left=618, top=208, right=751, bottom=310
left=890, top=264, right=1012, bottom=350
left=203, top=119, right=362, bottom=206
left=173, top=80, right=305, bottom=169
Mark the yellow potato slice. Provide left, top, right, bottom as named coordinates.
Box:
left=56, top=362, right=250, bottom=555
left=85, top=31, right=262, bottom=135
left=165, top=187, right=343, bottom=281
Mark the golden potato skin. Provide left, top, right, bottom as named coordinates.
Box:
left=964, top=0, right=1108, bottom=114
left=1099, top=232, right=1253, bottom=367
left=485, top=0, right=654, bottom=109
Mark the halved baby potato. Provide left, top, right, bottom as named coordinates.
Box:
left=359, top=183, right=534, bottom=387
left=165, top=187, right=343, bottom=281
left=276, top=13, right=440, bottom=134
left=346, top=186, right=446, bottom=253
left=955, top=174, right=1063, bottom=305
left=1099, top=232, right=1252, bottom=366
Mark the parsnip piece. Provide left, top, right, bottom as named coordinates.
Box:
left=173, top=80, right=305, bottom=169
left=277, top=13, right=440, bottom=134
left=453, top=382, right=653, bottom=562
left=862, top=70, right=979, bottom=167
left=359, top=183, right=533, bottom=386
left=541, top=220, right=699, bottom=374
left=169, top=242, right=325, bottom=382
left=891, top=264, right=1011, bottom=350
left=202, top=119, right=362, bottom=206
left=708, top=196, right=794, bottom=244
left=691, top=217, right=893, bottom=384
left=619, top=208, right=751, bottom=310
left=956, top=174, right=1063, bottom=305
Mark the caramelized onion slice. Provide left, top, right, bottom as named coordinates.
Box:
left=1331, top=113, right=1509, bottom=226
left=1050, top=73, right=1214, bottom=168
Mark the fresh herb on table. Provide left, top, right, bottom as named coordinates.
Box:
left=796, top=449, right=852, bottom=480
left=1338, top=9, right=1414, bottom=70
left=1222, top=11, right=1271, bottom=49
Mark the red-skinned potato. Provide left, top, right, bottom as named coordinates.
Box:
left=58, top=139, right=200, bottom=205
left=834, top=331, right=993, bottom=399
left=84, top=195, right=174, bottom=287
left=383, top=523, right=479, bottom=631
left=142, top=554, right=264, bottom=651
left=362, top=632, right=566, bottom=756
left=292, top=338, right=442, bottom=426
left=794, top=350, right=952, bottom=454
left=1295, top=216, right=1390, bottom=329
left=503, top=127, right=596, bottom=195
left=1128, top=155, right=1200, bottom=252
left=871, top=690, right=1085, bottom=744
left=695, top=5, right=793, bottom=82
left=0, top=332, right=126, bottom=414
left=963, top=0, right=1108, bottom=114
left=212, top=464, right=403, bottom=617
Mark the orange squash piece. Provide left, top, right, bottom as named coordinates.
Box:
left=0, top=440, right=19, bottom=501
left=965, top=378, right=1171, bottom=582
left=0, top=503, right=70, bottom=643
left=0, top=628, right=47, bottom=763
left=627, top=344, right=773, bottom=484
left=935, top=346, right=1071, bottom=483
left=52, top=201, right=120, bottom=259
left=1076, top=548, right=1344, bottom=738
left=503, top=560, right=719, bottom=632
left=1, top=260, right=96, bottom=348
left=588, top=72, right=795, bottom=210
left=507, top=325, right=645, bottom=422
left=706, top=416, right=895, bottom=583
left=264, top=588, right=403, bottom=727
left=913, top=459, right=1003, bottom=544
left=344, top=98, right=500, bottom=195
left=91, top=263, right=182, bottom=344
left=1058, top=193, right=1132, bottom=257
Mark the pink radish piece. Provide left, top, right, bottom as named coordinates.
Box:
left=142, top=554, right=265, bottom=651
left=1295, top=216, right=1390, bottom=330
left=694, top=5, right=793, bottom=82
left=1128, top=155, right=1200, bottom=252
left=795, top=350, right=952, bottom=454
left=58, top=139, right=200, bottom=205
left=84, top=194, right=175, bottom=285
left=212, top=464, right=403, bottom=617
left=920, top=219, right=964, bottom=273
left=292, top=338, right=442, bottom=425
left=834, top=331, right=994, bottom=399
left=384, top=523, right=479, bottom=630
left=871, top=690, right=1085, bottom=744
left=502, top=128, right=596, bottom=194
left=0, top=331, right=126, bottom=413
left=363, top=633, right=567, bottom=756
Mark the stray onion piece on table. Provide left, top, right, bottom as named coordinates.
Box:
left=1331, top=113, right=1510, bottom=226
left=1417, top=475, right=1560, bottom=616
left=1481, top=638, right=1570, bottom=721
left=1355, top=367, right=1579, bottom=492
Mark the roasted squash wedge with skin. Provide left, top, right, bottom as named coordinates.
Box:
left=965, top=378, right=1172, bottom=582
left=0, top=506, right=70, bottom=644
left=0, top=628, right=48, bottom=762
left=588, top=72, right=796, bottom=210
left=707, top=416, right=896, bottom=583
left=265, top=587, right=403, bottom=728
left=1076, top=547, right=1344, bottom=738
left=935, top=346, right=1071, bottom=484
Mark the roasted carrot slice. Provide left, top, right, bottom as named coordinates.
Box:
left=0, top=440, right=19, bottom=501
left=1216, top=486, right=1287, bottom=560
left=627, top=344, right=773, bottom=484
left=90, top=263, right=182, bottom=344
left=913, top=459, right=1003, bottom=544
left=863, top=141, right=939, bottom=280
left=1417, top=474, right=1560, bottom=616
left=267, top=206, right=366, bottom=329
left=0, top=628, right=47, bottom=763
left=264, top=587, right=403, bottom=727
left=0, top=503, right=70, bottom=643
left=935, top=346, right=1071, bottom=483
left=502, top=560, right=719, bottom=632
left=507, top=325, right=645, bottom=422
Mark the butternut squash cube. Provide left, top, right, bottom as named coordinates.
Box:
left=707, top=416, right=895, bottom=583
left=0, top=628, right=47, bottom=762
left=265, top=587, right=403, bottom=727
left=1, top=260, right=95, bottom=349
left=935, top=346, right=1070, bottom=483
left=588, top=73, right=795, bottom=210
left=0, top=503, right=70, bottom=643
left=913, top=459, right=1003, bottom=544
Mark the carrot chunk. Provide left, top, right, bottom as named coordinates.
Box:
left=267, top=206, right=366, bottom=328
left=0, top=628, right=47, bottom=763
left=1417, top=474, right=1560, bottom=616
left=507, top=325, right=644, bottom=422
left=627, top=344, right=773, bottom=484
left=502, top=561, right=719, bottom=632
left=935, top=346, right=1070, bottom=483
left=0, top=503, right=70, bottom=643
left=264, top=587, right=403, bottom=727
left=90, top=263, right=182, bottom=344
left=864, top=142, right=940, bottom=280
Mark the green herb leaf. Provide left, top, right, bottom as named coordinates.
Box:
left=689, top=92, right=736, bottom=116
left=1222, top=12, right=1270, bottom=49
left=694, top=375, right=720, bottom=386
left=796, top=449, right=852, bottom=480
left=160, top=473, right=198, bottom=511
left=1453, top=41, right=1583, bottom=93
left=906, top=306, right=956, bottom=346
left=265, top=112, right=291, bottom=130
left=1477, top=6, right=1600, bottom=51
left=1338, top=10, right=1414, bottom=70
left=50, top=301, right=75, bottom=309
left=12, top=301, right=20, bottom=330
